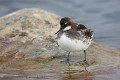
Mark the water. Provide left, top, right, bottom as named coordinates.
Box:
left=0, top=66, right=120, bottom=80
left=0, top=0, right=120, bottom=48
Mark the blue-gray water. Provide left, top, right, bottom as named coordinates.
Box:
left=0, top=0, right=120, bottom=48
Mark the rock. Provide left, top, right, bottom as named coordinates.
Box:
left=14, top=52, right=25, bottom=59
left=0, top=8, right=60, bottom=61
left=0, top=8, right=120, bottom=78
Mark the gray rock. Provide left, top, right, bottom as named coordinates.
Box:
left=0, top=8, right=60, bottom=62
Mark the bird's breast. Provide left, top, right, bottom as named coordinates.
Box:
left=57, top=33, right=92, bottom=52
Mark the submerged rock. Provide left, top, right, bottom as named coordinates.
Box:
left=0, top=8, right=120, bottom=78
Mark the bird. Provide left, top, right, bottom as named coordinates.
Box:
left=55, top=17, right=93, bottom=65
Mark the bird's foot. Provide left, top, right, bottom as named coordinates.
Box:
left=83, top=60, right=89, bottom=66
left=60, top=58, right=74, bottom=64
left=77, top=60, right=89, bottom=66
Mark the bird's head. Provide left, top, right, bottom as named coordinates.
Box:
left=55, top=17, right=75, bottom=34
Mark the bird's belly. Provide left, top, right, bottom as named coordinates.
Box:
left=58, top=35, right=91, bottom=52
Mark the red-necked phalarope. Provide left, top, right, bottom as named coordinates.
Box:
left=55, top=17, right=93, bottom=65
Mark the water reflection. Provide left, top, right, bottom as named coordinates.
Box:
left=63, top=63, right=93, bottom=80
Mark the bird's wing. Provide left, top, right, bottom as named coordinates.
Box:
left=75, top=23, right=93, bottom=39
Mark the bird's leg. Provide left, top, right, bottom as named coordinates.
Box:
left=83, top=50, right=89, bottom=66
left=66, top=52, right=75, bottom=63
left=61, top=52, right=74, bottom=64
left=66, top=52, right=70, bottom=63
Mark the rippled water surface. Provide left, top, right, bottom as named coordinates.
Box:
left=0, top=66, right=120, bottom=80
left=0, top=0, right=120, bottom=48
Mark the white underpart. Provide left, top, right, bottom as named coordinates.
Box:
left=63, top=26, right=71, bottom=31
left=57, top=33, right=92, bottom=52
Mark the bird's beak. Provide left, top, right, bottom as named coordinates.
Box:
left=55, top=28, right=62, bottom=34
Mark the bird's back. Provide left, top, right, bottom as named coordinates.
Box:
left=75, top=23, right=93, bottom=39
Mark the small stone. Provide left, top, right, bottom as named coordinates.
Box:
left=19, top=32, right=28, bottom=36
left=14, top=52, right=25, bottom=59
left=41, top=48, right=47, bottom=51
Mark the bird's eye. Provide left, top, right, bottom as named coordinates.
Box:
left=64, top=22, right=67, bottom=25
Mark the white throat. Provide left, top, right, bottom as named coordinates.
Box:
left=63, top=26, right=71, bottom=31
